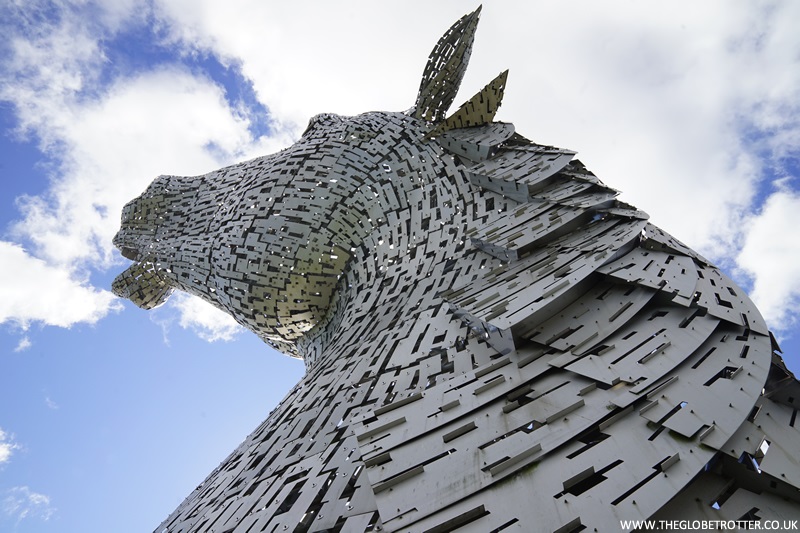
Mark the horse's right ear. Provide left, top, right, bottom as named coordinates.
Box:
left=411, top=6, right=481, bottom=123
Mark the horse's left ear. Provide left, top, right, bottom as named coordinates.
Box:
left=412, top=6, right=482, bottom=123
left=429, top=69, right=508, bottom=136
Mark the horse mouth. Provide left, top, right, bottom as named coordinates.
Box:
left=112, top=226, right=174, bottom=309
left=112, top=259, right=174, bottom=310
left=120, top=246, right=139, bottom=261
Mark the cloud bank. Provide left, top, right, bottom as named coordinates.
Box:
left=0, top=242, right=119, bottom=328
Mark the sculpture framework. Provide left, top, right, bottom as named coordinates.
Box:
left=113, top=7, right=800, bottom=532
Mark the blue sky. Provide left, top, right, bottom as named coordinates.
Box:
left=1, top=1, right=799, bottom=532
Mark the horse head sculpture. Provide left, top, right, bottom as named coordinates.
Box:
left=114, top=7, right=800, bottom=532
left=113, top=8, right=499, bottom=357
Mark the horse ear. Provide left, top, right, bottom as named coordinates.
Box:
left=412, top=6, right=482, bottom=123
left=430, top=69, right=508, bottom=136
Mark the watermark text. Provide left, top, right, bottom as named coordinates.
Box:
left=620, top=519, right=799, bottom=531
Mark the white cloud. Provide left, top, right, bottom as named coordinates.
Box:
left=152, top=0, right=457, bottom=130
left=13, top=336, right=31, bottom=353
left=737, top=184, right=800, bottom=332
left=0, top=241, right=121, bottom=328
left=0, top=428, right=19, bottom=465
left=158, top=293, right=244, bottom=343
left=3, top=9, right=101, bottom=131
left=2, top=486, right=55, bottom=523
left=44, top=396, right=59, bottom=410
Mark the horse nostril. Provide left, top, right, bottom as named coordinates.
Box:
left=121, top=247, right=138, bottom=261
